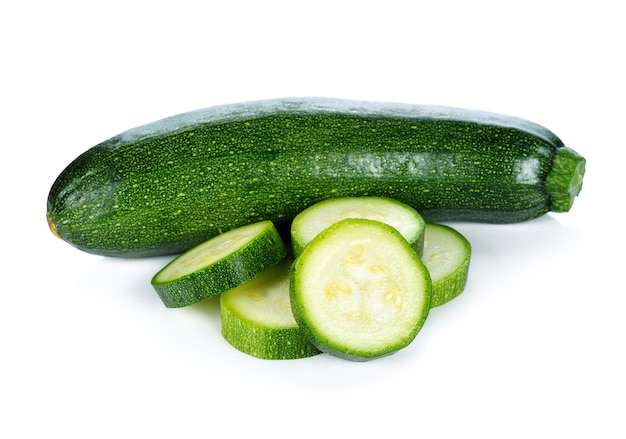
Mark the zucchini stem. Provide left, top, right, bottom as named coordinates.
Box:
left=546, top=147, right=586, bottom=212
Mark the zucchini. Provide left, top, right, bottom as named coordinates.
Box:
left=151, top=220, right=286, bottom=308
left=220, top=259, right=321, bottom=360
left=47, top=97, right=586, bottom=257
left=290, top=196, right=426, bottom=257
left=422, top=223, right=472, bottom=307
left=289, top=218, right=432, bottom=361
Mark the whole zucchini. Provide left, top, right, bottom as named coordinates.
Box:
left=47, top=97, right=586, bottom=257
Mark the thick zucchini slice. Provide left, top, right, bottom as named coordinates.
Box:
left=220, top=259, right=321, bottom=360
left=290, top=196, right=426, bottom=257
left=290, top=218, right=432, bottom=361
left=422, top=223, right=472, bottom=307
left=152, top=221, right=286, bottom=308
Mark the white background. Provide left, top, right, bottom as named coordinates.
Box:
left=2, top=1, right=624, bottom=437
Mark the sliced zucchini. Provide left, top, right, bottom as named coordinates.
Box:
left=151, top=221, right=286, bottom=308
left=220, top=259, right=321, bottom=360
left=421, top=223, right=472, bottom=307
left=290, top=196, right=426, bottom=257
left=290, top=218, right=432, bottom=361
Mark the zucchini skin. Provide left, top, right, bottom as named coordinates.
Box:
left=47, top=97, right=586, bottom=257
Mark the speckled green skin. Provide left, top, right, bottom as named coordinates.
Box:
left=219, top=259, right=321, bottom=359
left=220, top=300, right=321, bottom=360
left=47, top=97, right=585, bottom=257
left=151, top=221, right=286, bottom=308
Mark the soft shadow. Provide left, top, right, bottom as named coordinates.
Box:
left=76, top=254, right=177, bottom=308
left=443, top=214, right=585, bottom=257
left=186, top=295, right=221, bottom=318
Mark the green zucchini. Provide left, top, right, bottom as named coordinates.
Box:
left=290, top=196, right=426, bottom=257
left=290, top=218, right=432, bottom=361
left=151, top=220, right=286, bottom=308
left=220, top=259, right=321, bottom=360
left=421, top=223, right=472, bottom=307
left=47, top=97, right=586, bottom=257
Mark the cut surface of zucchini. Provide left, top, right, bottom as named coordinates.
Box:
left=290, top=218, right=431, bottom=361
left=421, top=223, right=471, bottom=307
left=220, top=259, right=321, bottom=360
left=290, top=196, right=426, bottom=257
left=152, top=221, right=287, bottom=308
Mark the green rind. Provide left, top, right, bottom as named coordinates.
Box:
left=422, top=223, right=472, bottom=308
left=220, top=261, right=321, bottom=360
left=221, top=304, right=321, bottom=359
left=47, top=97, right=585, bottom=257
left=290, top=218, right=432, bottom=361
left=151, top=221, right=286, bottom=308
left=290, top=196, right=426, bottom=257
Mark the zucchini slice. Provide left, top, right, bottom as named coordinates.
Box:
left=290, top=196, right=426, bottom=257
left=220, top=259, right=321, bottom=360
left=422, top=223, right=472, bottom=307
left=152, top=221, right=286, bottom=308
left=290, top=218, right=432, bottom=361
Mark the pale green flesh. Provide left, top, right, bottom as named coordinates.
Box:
left=154, top=221, right=270, bottom=283
left=221, top=260, right=297, bottom=328
left=422, top=223, right=471, bottom=307
left=291, top=196, right=425, bottom=257
left=292, top=218, right=431, bottom=359
left=220, top=259, right=320, bottom=359
left=151, top=220, right=287, bottom=308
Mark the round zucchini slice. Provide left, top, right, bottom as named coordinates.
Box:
left=220, top=259, right=321, bottom=360
left=290, top=218, right=432, bottom=361
left=422, top=223, right=472, bottom=307
left=290, top=196, right=426, bottom=257
left=152, top=221, right=286, bottom=308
